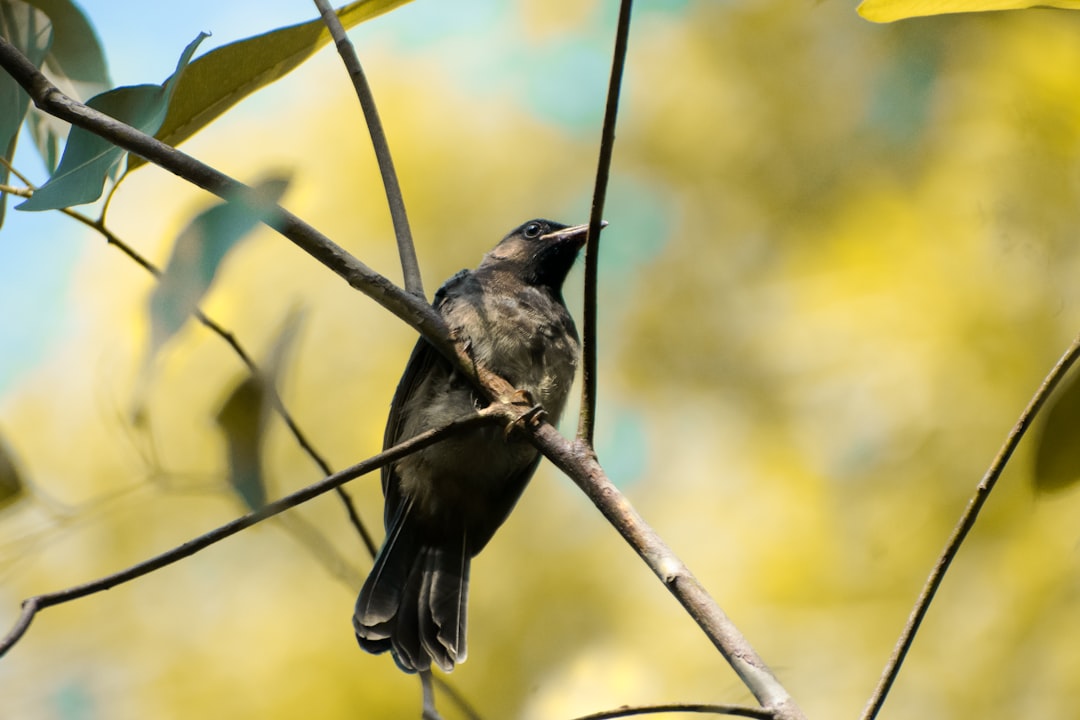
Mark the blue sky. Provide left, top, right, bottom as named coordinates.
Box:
left=0, top=1, right=323, bottom=395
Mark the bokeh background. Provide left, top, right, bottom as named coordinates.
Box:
left=3, top=0, right=1080, bottom=718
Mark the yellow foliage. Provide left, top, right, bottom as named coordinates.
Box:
left=859, top=0, right=1080, bottom=23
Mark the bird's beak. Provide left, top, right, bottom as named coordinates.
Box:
left=540, top=220, right=608, bottom=247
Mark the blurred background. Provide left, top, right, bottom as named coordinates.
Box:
left=3, top=0, right=1080, bottom=718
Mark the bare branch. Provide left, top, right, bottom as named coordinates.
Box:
left=0, top=409, right=500, bottom=658
left=0, top=33, right=454, bottom=365
left=860, top=332, right=1080, bottom=720
left=578, top=0, right=633, bottom=445
left=570, top=703, right=776, bottom=720
left=0, top=35, right=802, bottom=716
left=528, top=425, right=803, bottom=719
left=313, top=0, right=423, bottom=298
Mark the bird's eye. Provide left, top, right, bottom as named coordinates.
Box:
left=523, top=222, right=543, bottom=239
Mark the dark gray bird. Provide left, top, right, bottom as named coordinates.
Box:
left=353, top=218, right=590, bottom=673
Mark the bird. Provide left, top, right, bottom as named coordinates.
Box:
left=353, top=218, right=592, bottom=673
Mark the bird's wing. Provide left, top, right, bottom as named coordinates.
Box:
left=381, top=270, right=472, bottom=524
left=381, top=337, right=441, bottom=527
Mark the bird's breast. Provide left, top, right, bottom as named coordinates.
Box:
left=463, top=287, right=579, bottom=422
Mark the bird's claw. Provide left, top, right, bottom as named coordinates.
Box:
left=505, top=403, right=547, bottom=439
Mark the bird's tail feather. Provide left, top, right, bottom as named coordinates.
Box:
left=353, top=499, right=417, bottom=651
left=419, top=531, right=470, bottom=670
left=353, top=502, right=471, bottom=673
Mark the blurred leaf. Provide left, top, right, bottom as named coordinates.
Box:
left=128, top=0, right=412, bottom=172
left=263, top=306, right=306, bottom=382
left=858, top=0, right=1080, bottom=22
left=216, top=310, right=305, bottom=511
left=17, top=32, right=206, bottom=212
left=0, top=430, right=25, bottom=512
left=1033, top=367, right=1080, bottom=494
left=24, top=0, right=112, bottom=174
left=146, top=175, right=290, bottom=361
left=217, top=377, right=267, bottom=510
left=0, top=0, right=53, bottom=228
left=25, top=0, right=109, bottom=90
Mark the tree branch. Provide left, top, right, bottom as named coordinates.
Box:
left=860, top=332, right=1080, bottom=720
left=578, top=0, right=632, bottom=445
left=0, top=35, right=802, bottom=717
left=0, top=408, right=501, bottom=658
left=0, top=33, right=454, bottom=365
left=570, top=703, right=776, bottom=720
left=313, top=0, right=424, bottom=298
left=531, top=426, right=803, bottom=719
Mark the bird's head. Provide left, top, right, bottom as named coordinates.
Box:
left=481, top=219, right=599, bottom=292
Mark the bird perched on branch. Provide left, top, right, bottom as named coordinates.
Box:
left=353, top=218, right=593, bottom=673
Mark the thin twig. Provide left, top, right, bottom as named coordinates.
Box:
left=190, top=308, right=377, bottom=556
left=860, top=333, right=1080, bottom=720
left=0, top=183, right=31, bottom=197
left=0, top=409, right=501, bottom=658
left=312, top=0, right=423, bottom=298
left=570, top=703, right=775, bottom=720
left=0, top=37, right=802, bottom=717
left=0, top=156, right=31, bottom=184
left=15, top=180, right=379, bottom=558
left=578, top=0, right=632, bottom=445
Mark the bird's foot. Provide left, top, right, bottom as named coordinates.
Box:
left=504, top=391, right=546, bottom=438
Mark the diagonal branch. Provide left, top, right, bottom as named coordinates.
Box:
left=530, top=424, right=803, bottom=719
left=0, top=408, right=501, bottom=659
left=860, top=332, right=1080, bottom=720
left=0, top=36, right=804, bottom=718
left=313, top=0, right=423, bottom=298
left=0, top=33, right=454, bottom=367
left=578, top=0, right=633, bottom=445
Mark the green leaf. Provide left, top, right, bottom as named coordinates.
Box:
left=147, top=176, right=290, bottom=360
left=128, top=0, right=412, bottom=171
left=23, top=0, right=112, bottom=174
left=216, top=310, right=305, bottom=511
left=18, top=32, right=206, bottom=212
left=0, top=0, right=53, bottom=228
left=858, top=0, right=1080, bottom=22
left=25, top=107, right=62, bottom=174
left=0, top=430, right=25, bottom=512
left=25, top=0, right=109, bottom=92
left=1033, top=367, right=1080, bottom=494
